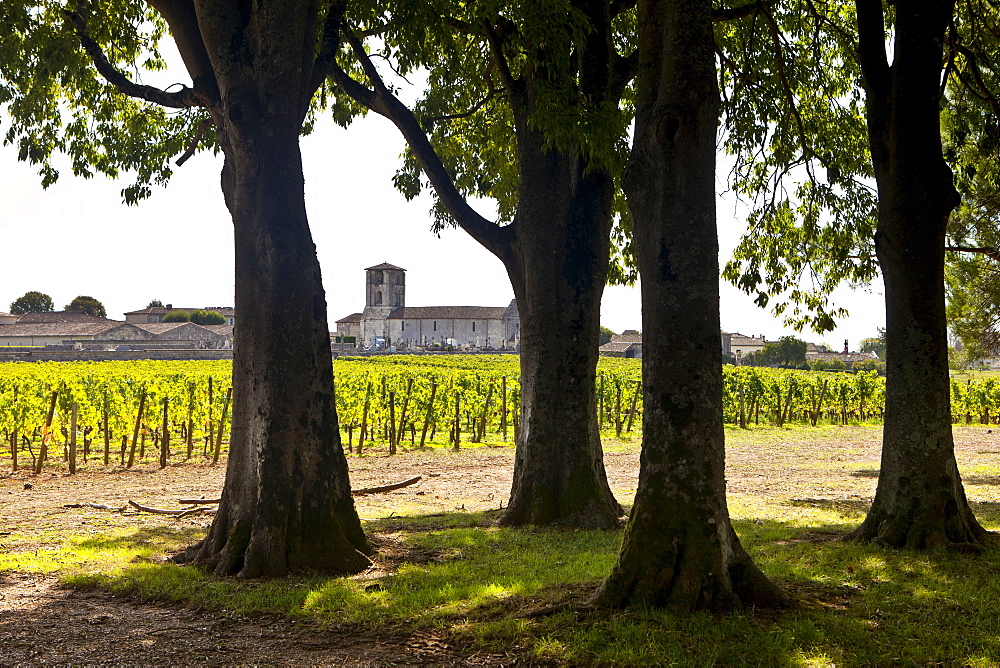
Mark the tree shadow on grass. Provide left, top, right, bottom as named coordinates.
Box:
left=49, top=509, right=1000, bottom=666
left=70, top=525, right=206, bottom=552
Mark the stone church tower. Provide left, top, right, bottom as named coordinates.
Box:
left=361, top=262, right=405, bottom=345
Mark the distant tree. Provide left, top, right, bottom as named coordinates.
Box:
left=756, top=336, right=808, bottom=367
left=147, top=299, right=164, bottom=308
left=190, top=309, right=225, bottom=325
left=859, top=328, right=886, bottom=360
left=599, top=326, right=616, bottom=346
left=162, top=310, right=191, bottom=323
left=9, top=291, right=54, bottom=314
left=65, top=296, right=106, bottom=318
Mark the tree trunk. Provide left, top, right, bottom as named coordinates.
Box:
left=594, top=0, right=786, bottom=610
left=847, top=0, right=987, bottom=549
left=175, top=116, right=370, bottom=577
left=498, top=137, right=622, bottom=528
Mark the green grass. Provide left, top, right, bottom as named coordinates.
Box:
left=6, top=505, right=1000, bottom=665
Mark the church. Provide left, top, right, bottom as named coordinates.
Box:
left=335, top=263, right=520, bottom=351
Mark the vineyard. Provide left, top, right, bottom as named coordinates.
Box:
left=0, top=355, right=996, bottom=473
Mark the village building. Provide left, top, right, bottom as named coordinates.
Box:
left=124, top=305, right=236, bottom=325
left=335, top=263, right=520, bottom=350
left=0, top=311, right=229, bottom=349
left=599, top=331, right=643, bottom=358
left=725, top=332, right=767, bottom=362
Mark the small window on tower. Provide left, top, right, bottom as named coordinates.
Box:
left=376, top=290, right=382, bottom=305
left=402, top=321, right=405, bottom=331
left=433, top=321, right=437, bottom=331
left=472, top=321, right=476, bottom=332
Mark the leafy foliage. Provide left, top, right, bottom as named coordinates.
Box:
left=9, top=290, right=53, bottom=314
left=161, top=310, right=190, bottom=323
left=189, top=309, right=225, bottom=325
left=64, top=295, right=106, bottom=318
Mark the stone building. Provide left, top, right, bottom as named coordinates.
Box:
left=336, top=263, right=520, bottom=350
left=125, top=305, right=236, bottom=325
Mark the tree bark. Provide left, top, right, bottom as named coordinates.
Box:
left=593, top=0, right=786, bottom=610
left=168, top=1, right=370, bottom=577
left=846, top=0, right=987, bottom=549
left=497, top=126, right=622, bottom=529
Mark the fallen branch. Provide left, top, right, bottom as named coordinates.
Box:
left=352, top=475, right=422, bottom=496
left=128, top=500, right=215, bottom=516
left=175, top=475, right=424, bottom=504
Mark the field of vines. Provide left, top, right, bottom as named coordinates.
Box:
left=1, top=354, right=996, bottom=473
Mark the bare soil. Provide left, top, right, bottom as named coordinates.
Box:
left=2, top=426, right=999, bottom=665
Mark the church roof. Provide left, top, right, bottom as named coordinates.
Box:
left=388, top=306, right=510, bottom=320
left=337, top=313, right=363, bottom=323
left=365, top=262, right=406, bottom=271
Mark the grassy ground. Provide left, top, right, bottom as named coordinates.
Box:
left=3, top=425, right=1000, bottom=665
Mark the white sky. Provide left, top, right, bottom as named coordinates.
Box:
left=0, top=46, right=887, bottom=350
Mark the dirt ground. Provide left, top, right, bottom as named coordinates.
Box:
left=2, top=426, right=999, bottom=665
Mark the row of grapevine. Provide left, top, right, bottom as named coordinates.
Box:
left=6, top=357, right=1000, bottom=473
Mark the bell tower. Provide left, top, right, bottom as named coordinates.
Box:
left=366, top=263, right=405, bottom=307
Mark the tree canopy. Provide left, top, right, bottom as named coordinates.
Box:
left=65, top=295, right=106, bottom=318
left=9, top=291, right=54, bottom=314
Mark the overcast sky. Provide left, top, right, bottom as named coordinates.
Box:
left=0, top=50, right=887, bottom=350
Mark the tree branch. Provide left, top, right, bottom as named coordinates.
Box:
left=947, top=246, right=1000, bottom=262
left=63, top=8, right=203, bottom=109
left=330, top=29, right=511, bottom=258
left=713, top=1, right=766, bottom=22
left=424, top=87, right=498, bottom=124
left=175, top=118, right=212, bottom=166
left=305, top=1, right=347, bottom=116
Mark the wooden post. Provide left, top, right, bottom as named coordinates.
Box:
left=626, top=380, right=641, bottom=432
left=453, top=392, right=461, bottom=450
left=420, top=378, right=437, bottom=448
left=160, top=396, right=169, bottom=469
left=11, top=385, right=18, bottom=472
left=476, top=384, right=493, bottom=443
left=397, top=377, right=414, bottom=451
left=127, top=389, right=147, bottom=468
left=102, top=392, right=111, bottom=466
left=207, top=377, right=215, bottom=457
left=186, top=382, right=195, bottom=459
left=500, top=376, right=508, bottom=440
left=212, top=387, right=232, bottom=465
left=34, top=390, right=58, bottom=474
left=358, top=381, right=372, bottom=456
left=513, top=402, right=520, bottom=445
left=615, top=379, right=623, bottom=438
left=738, top=384, right=747, bottom=429
left=68, top=403, right=78, bottom=475
left=598, top=373, right=605, bottom=428
left=388, top=390, right=397, bottom=455
left=120, top=434, right=127, bottom=466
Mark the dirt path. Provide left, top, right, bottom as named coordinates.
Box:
left=2, top=426, right=999, bottom=664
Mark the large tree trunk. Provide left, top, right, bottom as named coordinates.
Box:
left=594, top=0, right=786, bottom=610
left=168, top=3, right=370, bottom=575
left=498, top=135, right=622, bottom=529
left=847, top=0, right=987, bottom=549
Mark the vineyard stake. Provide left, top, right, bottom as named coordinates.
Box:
left=127, top=388, right=147, bottom=468
left=420, top=378, right=437, bottom=448
left=102, top=391, right=110, bottom=466
left=453, top=392, right=461, bottom=450
left=615, top=379, right=623, bottom=438
left=397, top=377, right=414, bottom=451
left=388, top=390, right=397, bottom=455
left=626, top=380, right=641, bottom=432
left=500, top=376, right=508, bottom=440
left=10, top=385, right=18, bottom=472
left=476, top=384, right=493, bottom=443
left=358, top=381, right=372, bottom=456
left=68, top=402, right=77, bottom=475
left=34, top=390, right=58, bottom=474
left=160, top=396, right=170, bottom=469
left=207, top=377, right=215, bottom=457
left=186, top=382, right=195, bottom=459
left=212, top=387, right=232, bottom=464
